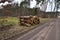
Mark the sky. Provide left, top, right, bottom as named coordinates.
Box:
left=11, top=0, right=59, bottom=12
left=0, top=0, right=36, bottom=8
left=30, top=0, right=36, bottom=8
left=0, top=1, right=10, bottom=9
left=0, top=0, right=60, bottom=12
left=12, top=0, right=37, bottom=8
left=12, top=0, right=22, bottom=4
left=46, top=0, right=55, bottom=12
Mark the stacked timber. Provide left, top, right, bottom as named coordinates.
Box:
left=19, top=16, right=40, bottom=26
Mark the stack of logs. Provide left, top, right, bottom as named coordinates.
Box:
left=19, top=15, right=40, bottom=26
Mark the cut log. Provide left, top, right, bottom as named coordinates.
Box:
left=19, top=16, right=40, bottom=26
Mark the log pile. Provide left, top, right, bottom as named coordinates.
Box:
left=19, top=16, right=40, bottom=26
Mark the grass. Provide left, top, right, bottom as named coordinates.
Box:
left=6, top=17, right=19, bottom=25
left=0, top=17, right=50, bottom=26
left=0, top=17, right=51, bottom=40
left=40, top=18, right=51, bottom=23
left=0, top=17, right=19, bottom=27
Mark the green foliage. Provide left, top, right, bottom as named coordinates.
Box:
left=0, top=19, right=13, bottom=27
left=0, top=17, right=19, bottom=27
